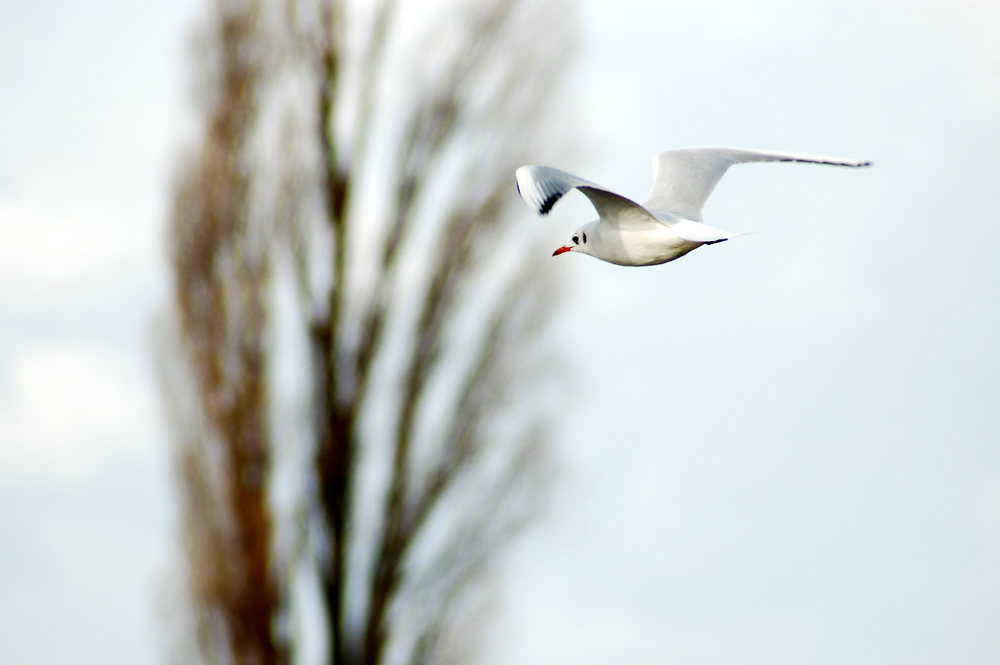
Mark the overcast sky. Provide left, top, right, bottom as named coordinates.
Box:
left=2, top=1, right=1000, bottom=665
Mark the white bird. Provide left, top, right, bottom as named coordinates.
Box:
left=515, top=146, right=871, bottom=267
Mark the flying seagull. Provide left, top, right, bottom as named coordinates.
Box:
left=515, top=146, right=871, bottom=267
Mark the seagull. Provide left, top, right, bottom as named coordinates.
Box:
left=515, top=147, right=871, bottom=267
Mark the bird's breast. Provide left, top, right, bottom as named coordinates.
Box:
left=595, top=227, right=702, bottom=266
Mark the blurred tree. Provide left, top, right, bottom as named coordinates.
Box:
left=161, top=1, right=576, bottom=665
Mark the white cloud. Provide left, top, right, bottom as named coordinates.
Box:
left=0, top=343, right=155, bottom=484
left=0, top=194, right=153, bottom=299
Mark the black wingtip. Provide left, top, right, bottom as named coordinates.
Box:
left=539, top=193, right=559, bottom=215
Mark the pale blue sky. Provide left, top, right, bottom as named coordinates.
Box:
left=2, top=1, right=999, bottom=665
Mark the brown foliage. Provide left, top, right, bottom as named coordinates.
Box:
left=161, top=1, right=576, bottom=664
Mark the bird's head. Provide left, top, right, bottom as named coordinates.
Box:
left=553, top=223, right=596, bottom=258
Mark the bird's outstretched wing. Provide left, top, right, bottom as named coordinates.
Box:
left=642, top=147, right=872, bottom=222
left=516, top=165, right=660, bottom=231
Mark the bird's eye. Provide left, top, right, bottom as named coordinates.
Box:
left=582, top=232, right=587, bottom=243
left=572, top=235, right=579, bottom=245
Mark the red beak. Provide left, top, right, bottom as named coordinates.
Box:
left=552, top=245, right=572, bottom=256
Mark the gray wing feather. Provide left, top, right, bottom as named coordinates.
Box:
left=642, top=147, right=872, bottom=222
left=516, top=165, right=660, bottom=231
left=515, top=165, right=604, bottom=215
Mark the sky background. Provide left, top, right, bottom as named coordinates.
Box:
left=2, top=1, right=1000, bottom=665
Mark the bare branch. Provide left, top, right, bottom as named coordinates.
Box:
left=164, top=1, right=286, bottom=664
left=163, top=2, right=577, bottom=665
